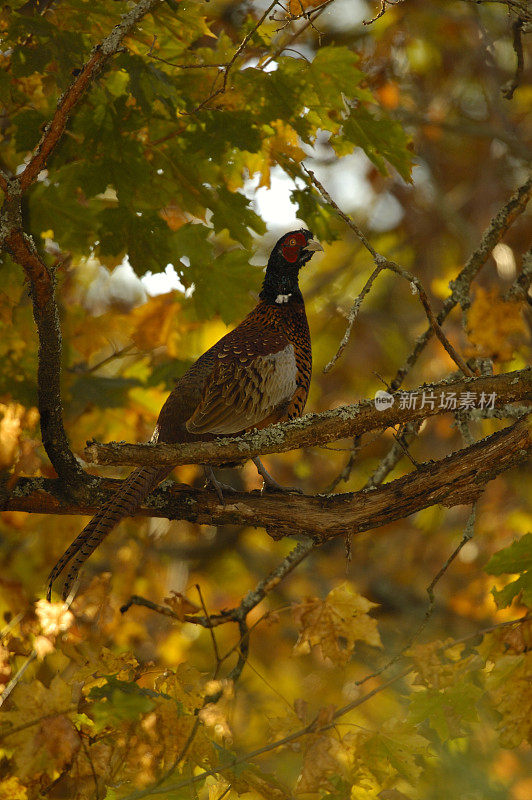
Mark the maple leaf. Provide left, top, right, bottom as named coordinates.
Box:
left=3, top=676, right=78, bottom=780
left=295, top=732, right=346, bottom=794
left=408, top=639, right=480, bottom=690
left=258, top=120, right=306, bottom=189
left=164, top=590, right=201, bottom=621
left=130, top=293, right=185, bottom=354
left=485, top=652, right=532, bottom=748
left=293, top=583, right=381, bottom=665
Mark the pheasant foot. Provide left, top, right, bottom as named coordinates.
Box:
left=203, top=466, right=237, bottom=504
left=252, top=457, right=303, bottom=494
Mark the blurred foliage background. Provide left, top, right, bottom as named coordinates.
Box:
left=0, top=0, right=531, bottom=798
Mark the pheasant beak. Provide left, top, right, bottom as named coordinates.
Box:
left=303, top=238, right=324, bottom=254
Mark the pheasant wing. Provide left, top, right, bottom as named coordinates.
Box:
left=186, top=333, right=297, bottom=435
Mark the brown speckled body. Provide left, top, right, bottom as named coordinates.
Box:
left=155, top=299, right=311, bottom=444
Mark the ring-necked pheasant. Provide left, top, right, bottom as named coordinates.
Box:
left=47, top=229, right=323, bottom=601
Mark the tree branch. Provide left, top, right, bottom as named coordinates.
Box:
left=391, top=175, right=532, bottom=391
left=19, top=0, right=165, bottom=190
left=1, top=190, right=87, bottom=484
left=82, top=369, right=531, bottom=468
left=0, top=0, right=166, bottom=486
left=301, top=166, right=531, bottom=384
left=5, top=418, right=530, bottom=541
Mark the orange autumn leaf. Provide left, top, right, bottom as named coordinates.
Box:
left=377, top=81, right=401, bottom=109
left=288, top=0, right=320, bottom=14
left=129, top=293, right=183, bottom=354
left=466, top=287, right=528, bottom=361
left=164, top=590, right=201, bottom=621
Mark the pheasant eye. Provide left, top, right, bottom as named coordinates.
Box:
left=289, top=238, right=296, bottom=246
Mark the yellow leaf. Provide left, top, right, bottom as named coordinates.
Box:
left=0, top=777, right=28, bottom=800
left=486, top=652, right=532, bottom=748
left=350, top=769, right=382, bottom=800
left=163, top=590, right=201, bottom=621
left=130, top=293, right=184, bottom=354
left=0, top=403, right=38, bottom=472
left=2, top=676, right=78, bottom=780
left=293, top=582, right=381, bottom=665
left=159, top=204, right=188, bottom=231
left=408, top=639, right=478, bottom=690
left=466, top=287, right=528, bottom=361
left=258, top=120, right=306, bottom=189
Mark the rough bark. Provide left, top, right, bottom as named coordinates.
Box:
left=84, top=368, right=532, bottom=468
left=5, top=418, right=530, bottom=542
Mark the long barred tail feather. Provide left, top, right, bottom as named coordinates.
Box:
left=47, top=466, right=170, bottom=601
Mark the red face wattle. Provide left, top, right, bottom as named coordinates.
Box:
left=280, top=231, right=308, bottom=264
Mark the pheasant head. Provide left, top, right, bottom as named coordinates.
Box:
left=260, top=229, right=323, bottom=305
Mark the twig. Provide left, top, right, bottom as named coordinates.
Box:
left=391, top=426, right=421, bottom=467
left=183, top=1, right=279, bottom=115
left=76, top=724, right=101, bottom=800
left=240, top=539, right=316, bottom=615
left=271, top=0, right=336, bottom=30
left=18, top=0, right=165, bottom=189
left=122, top=541, right=316, bottom=646
left=195, top=583, right=221, bottom=671
left=72, top=343, right=137, bottom=375
left=0, top=705, right=80, bottom=741
left=364, top=0, right=404, bottom=25
left=505, top=248, right=532, bottom=301
left=151, top=716, right=202, bottom=793
left=120, top=594, right=231, bottom=628
left=390, top=176, right=532, bottom=391
left=260, top=0, right=331, bottom=69
left=0, top=651, right=38, bottom=707
left=225, top=618, right=250, bottom=685
left=443, top=612, right=532, bottom=650
left=502, top=16, right=525, bottom=100
left=301, top=166, right=475, bottom=377
left=147, top=35, right=227, bottom=70
left=324, top=435, right=362, bottom=494
left=322, top=264, right=383, bottom=373
left=363, top=181, right=531, bottom=487
left=364, top=420, right=423, bottom=489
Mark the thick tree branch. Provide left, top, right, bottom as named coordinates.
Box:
left=1, top=193, right=87, bottom=484
left=4, top=418, right=530, bottom=540
left=83, top=369, right=531, bottom=468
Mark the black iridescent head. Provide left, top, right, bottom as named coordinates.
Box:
left=260, top=229, right=323, bottom=305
